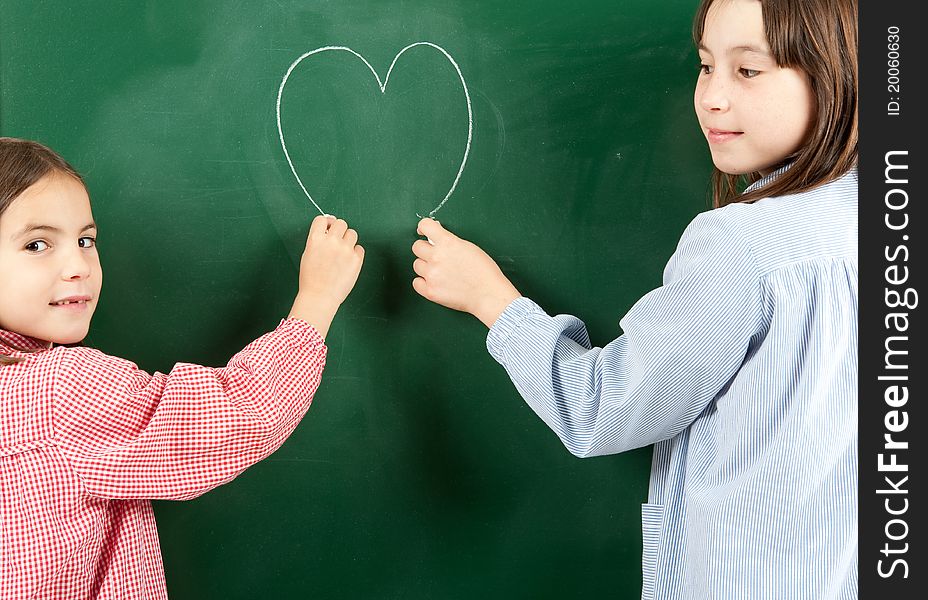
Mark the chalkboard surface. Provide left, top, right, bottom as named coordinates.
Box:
left=1, top=1, right=710, bottom=597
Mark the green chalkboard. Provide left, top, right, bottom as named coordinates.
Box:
left=1, top=0, right=710, bottom=597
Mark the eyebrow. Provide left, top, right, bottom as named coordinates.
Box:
left=697, top=43, right=772, bottom=57
left=12, top=222, right=97, bottom=240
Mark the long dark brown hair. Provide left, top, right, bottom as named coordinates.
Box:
left=1, top=137, right=85, bottom=365
left=693, top=0, right=858, bottom=207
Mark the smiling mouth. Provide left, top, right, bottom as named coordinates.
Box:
left=50, top=299, right=91, bottom=307
left=707, top=129, right=743, bottom=143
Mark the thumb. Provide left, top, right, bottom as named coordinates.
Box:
left=417, top=217, right=454, bottom=243
left=310, top=214, right=335, bottom=237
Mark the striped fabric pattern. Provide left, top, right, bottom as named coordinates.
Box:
left=486, top=167, right=858, bottom=599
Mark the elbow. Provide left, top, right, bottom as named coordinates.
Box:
left=551, top=399, right=617, bottom=459
left=564, top=440, right=637, bottom=459
left=559, top=426, right=642, bottom=459
left=561, top=434, right=599, bottom=459
left=567, top=445, right=595, bottom=459
left=564, top=440, right=615, bottom=459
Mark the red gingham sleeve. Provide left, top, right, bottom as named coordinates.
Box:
left=51, top=318, right=326, bottom=500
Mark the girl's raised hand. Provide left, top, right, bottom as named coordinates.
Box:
left=289, top=215, right=364, bottom=338
left=411, top=218, right=520, bottom=328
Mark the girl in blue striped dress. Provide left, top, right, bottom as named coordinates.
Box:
left=411, top=0, right=858, bottom=598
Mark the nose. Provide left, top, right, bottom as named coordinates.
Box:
left=61, top=247, right=92, bottom=281
left=696, top=72, right=730, bottom=113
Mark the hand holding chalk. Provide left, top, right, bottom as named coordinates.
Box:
left=289, top=214, right=365, bottom=338
left=411, top=218, right=520, bottom=328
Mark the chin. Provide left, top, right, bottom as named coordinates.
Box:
left=712, top=160, right=758, bottom=177
left=50, top=327, right=90, bottom=346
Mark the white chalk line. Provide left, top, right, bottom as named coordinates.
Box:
left=276, top=42, right=473, bottom=218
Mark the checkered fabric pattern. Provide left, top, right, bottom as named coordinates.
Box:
left=1, top=319, right=326, bottom=598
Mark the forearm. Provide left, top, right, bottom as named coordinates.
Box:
left=487, top=298, right=669, bottom=457
left=55, top=320, right=328, bottom=500
left=472, top=285, right=521, bottom=328
left=288, top=292, right=341, bottom=339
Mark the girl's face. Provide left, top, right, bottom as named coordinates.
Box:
left=694, top=0, right=815, bottom=176
left=0, top=173, right=101, bottom=344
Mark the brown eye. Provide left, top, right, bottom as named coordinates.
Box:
left=25, top=240, right=49, bottom=252
left=78, top=237, right=96, bottom=249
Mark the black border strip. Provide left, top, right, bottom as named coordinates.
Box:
left=859, top=0, right=925, bottom=594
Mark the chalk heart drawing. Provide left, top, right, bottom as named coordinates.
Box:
left=276, top=41, right=473, bottom=218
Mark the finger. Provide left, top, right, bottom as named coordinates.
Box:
left=412, top=276, right=430, bottom=299
left=328, top=218, right=349, bottom=237
left=416, top=217, right=452, bottom=243
left=411, top=239, right=435, bottom=260
left=344, top=228, right=359, bottom=246
left=355, top=244, right=365, bottom=261
left=309, top=214, right=331, bottom=237
left=412, top=258, right=429, bottom=278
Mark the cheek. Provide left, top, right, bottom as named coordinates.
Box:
left=0, top=261, right=25, bottom=291
left=776, top=75, right=816, bottom=140
left=753, top=93, right=797, bottom=138
left=780, top=98, right=815, bottom=151
left=92, top=255, right=104, bottom=291
left=693, top=80, right=706, bottom=115
left=799, top=88, right=817, bottom=139
left=1, top=263, right=50, bottom=298
left=94, top=268, right=104, bottom=298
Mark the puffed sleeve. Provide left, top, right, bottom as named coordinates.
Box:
left=486, top=209, right=766, bottom=457
left=52, top=319, right=326, bottom=499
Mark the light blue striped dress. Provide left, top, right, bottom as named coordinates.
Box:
left=486, top=166, right=858, bottom=599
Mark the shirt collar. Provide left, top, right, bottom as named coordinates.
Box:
left=0, top=329, right=52, bottom=355
left=743, top=162, right=858, bottom=196
left=744, top=162, right=793, bottom=195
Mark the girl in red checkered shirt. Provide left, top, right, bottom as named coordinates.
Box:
left=0, top=137, right=364, bottom=599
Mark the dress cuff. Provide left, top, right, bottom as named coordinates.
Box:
left=276, top=317, right=326, bottom=350
left=485, top=297, right=542, bottom=364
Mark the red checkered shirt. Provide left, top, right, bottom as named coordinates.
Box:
left=0, top=319, right=326, bottom=599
